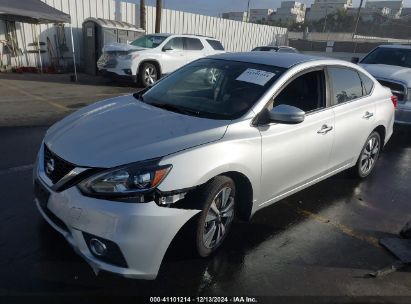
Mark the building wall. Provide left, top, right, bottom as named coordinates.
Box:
left=0, top=0, right=287, bottom=70
left=271, top=1, right=306, bottom=23
left=365, top=0, right=403, bottom=19
left=222, top=12, right=248, bottom=22
left=308, top=0, right=353, bottom=21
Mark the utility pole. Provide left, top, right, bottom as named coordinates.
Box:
left=140, top=0, right=146, bottom=31
left=352, top=0, right=364, bottom=53
left=247, top=0, right=251, bottom=22
left=155, top=0, right=162, bottom=33
left=353, top=0, right=364, bottom=39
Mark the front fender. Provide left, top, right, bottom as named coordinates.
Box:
left=158, top=120, right=262, bottom=204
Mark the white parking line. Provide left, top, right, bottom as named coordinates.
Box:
left=0, top=164, right=34, bottom=176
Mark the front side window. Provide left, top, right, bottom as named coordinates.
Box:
left=361, top=47, right=411, bottom=69
left=184, top=38, right=204, bottom=51
left=163, top=37, right=184, bottom=50
left=273, top=70, right=325, bottom=113
left=328, top=67, right=363, bottom=104
left=139, top=59, right=285, bottom=120
left=130, top=35, right=168, bottom=48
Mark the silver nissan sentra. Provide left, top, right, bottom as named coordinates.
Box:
left=34, top=52, right=395, bottom=280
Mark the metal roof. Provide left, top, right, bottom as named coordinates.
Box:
left=209, top=52, right=324, bottom=68
left=83, top=17, right=144, bottom=32
left=0, top=0, right=70, bottom=24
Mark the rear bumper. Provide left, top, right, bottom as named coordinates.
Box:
left=395, top=104, right=411, bottom=125
left=34, top=163, right=200, bottom=280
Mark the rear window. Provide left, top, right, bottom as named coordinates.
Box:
left=206, top=39, right=224, bottom=50
left=184, top=38, right=204, bottom=51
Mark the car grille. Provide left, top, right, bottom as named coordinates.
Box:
left=34, top=180, right=69, bottom=233
left=44, top=145, right=75, bottom=184
left=377, top=79, right=407, bottom=103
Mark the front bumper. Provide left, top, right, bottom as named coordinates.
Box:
left=395, top=103, right=411, bottom=125
left=33, top=160, right=200, bottom=280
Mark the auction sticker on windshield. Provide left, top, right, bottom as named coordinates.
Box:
left=236, top=68, right=275, bottom=86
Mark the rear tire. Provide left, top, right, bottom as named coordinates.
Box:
left=139, top=62, right=158, bottom=88
left=352, top=131, right=381, bottom=178
left=195, top=176, right=236, bottom=257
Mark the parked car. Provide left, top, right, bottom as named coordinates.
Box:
left=97, top=33, right=225, bottom=87
left=34, top=52, right=395, bottom=280
left=252, top=46, right=298, bottom=53
left=358, top=45, right=411, bottom=125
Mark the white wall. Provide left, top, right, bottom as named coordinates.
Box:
left=0, top=0, right=287, bottom=69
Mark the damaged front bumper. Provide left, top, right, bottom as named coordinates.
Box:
left=34, top=168, right=200, bottom=280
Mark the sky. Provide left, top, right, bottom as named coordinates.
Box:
left=138, top=0, right=411, bottom=16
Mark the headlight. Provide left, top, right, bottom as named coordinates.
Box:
left=78, top=162, right=172, bottom=198
left=118, top=52, right=139, bottom=60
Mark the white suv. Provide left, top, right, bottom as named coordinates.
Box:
left=97, top=33, right=225, bottom=87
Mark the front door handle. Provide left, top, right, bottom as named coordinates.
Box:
left=317, top=124, right=333, bottom=134
left=363, top=111, right=374, bottom=119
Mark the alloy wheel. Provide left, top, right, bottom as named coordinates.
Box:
left=202, top=187, right=235, bottom=249
left=144, top=66, right=157, bottom=85
left=360, top=135, right=380, bottom=175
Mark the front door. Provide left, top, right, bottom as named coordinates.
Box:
left=161, top=37, right=187, bottom=74
left=259, top=69, right=335, bottom=205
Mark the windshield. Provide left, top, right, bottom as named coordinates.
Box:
left=361, top=47, right=411, bottom=69
left=130, top=35, right=168, bottom=48
left=138, top=59, right=285, bottom=120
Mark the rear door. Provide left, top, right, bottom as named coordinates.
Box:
left=184, top=37, right=207, bottom=64
left=327, top=66, right=376, bottom=170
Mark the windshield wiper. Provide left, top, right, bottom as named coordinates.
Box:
left=149, top=103, right=201, bottom=116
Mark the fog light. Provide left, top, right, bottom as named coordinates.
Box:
left=123, top=69, right=132, bottom=75
left=90, top=238, right=107, bottom=256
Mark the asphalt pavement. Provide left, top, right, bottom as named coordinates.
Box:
left=0, top=73, right=411, bottom=302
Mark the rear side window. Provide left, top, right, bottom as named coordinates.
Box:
left=359, top=72, right=374, bottom=95
left=184, top=38, right=204, bottom=50
left=328, top=67, right=363, bottom=104
left=206, top=39, right=224, bottom=50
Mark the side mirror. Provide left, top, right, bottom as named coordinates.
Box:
left=351, top=57, right=359, bottom=64
left=162, top=46, right=173, bottom=52
left=258, top=104, right=305, bottom=125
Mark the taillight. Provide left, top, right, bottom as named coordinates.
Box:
left=391, top=95, right=398, bottom=108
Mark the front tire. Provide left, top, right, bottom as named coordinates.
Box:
left=139, top=62, right=158, bottom=87
left=353, top=131, right=381, bottom=178
left=195, top=176, right=236, bottom=257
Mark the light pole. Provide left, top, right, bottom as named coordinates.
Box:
left=247, top=0, right=251, bottom=22
left=353, top=0, right=365, bottom=39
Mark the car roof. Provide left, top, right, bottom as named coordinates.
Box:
left=153, top=33, right=217, bottom=39
left=377, top=44, right=411, bottom=49
left=209, top=52, right=323, bottom=68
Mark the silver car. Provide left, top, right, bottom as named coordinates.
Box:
left=360, top=45, right=411, bottom=125
left=34, top=53, right=395, bottom=280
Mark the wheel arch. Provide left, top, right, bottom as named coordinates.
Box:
left=217, top=171, right=254, bottom=221
left=137, top=59, right=163, bottom=77
left=373, top=125, right=386, bottom=146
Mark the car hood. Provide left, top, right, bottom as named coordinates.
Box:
left=360, top=63, right=411, bottom=87
left=45, top=95, right=229, bottom=168
left=102, top=42, right=146, bottom=52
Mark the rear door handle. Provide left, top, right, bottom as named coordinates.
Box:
left=317, top=124, right=333, bottom=134
left=363, top=111, right=374, bottom=119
